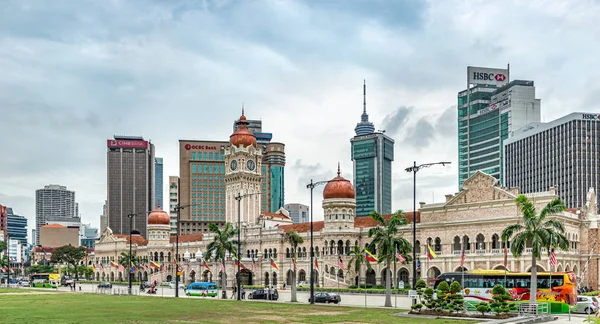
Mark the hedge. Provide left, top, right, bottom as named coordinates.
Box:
left=295, top=286, right=410, bottom=295
left=583, top=291, right=600, bottom=296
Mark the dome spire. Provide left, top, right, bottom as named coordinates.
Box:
left=242, top=103, right=245, bottom=116
left=337, top=162, right=341, bottom=177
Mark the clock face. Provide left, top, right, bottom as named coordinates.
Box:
left=230, top=160, right=237, bottom=171
left=247, top=160, right=256, bottom=171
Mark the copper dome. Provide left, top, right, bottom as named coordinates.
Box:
left=230, top=108, right=256, bottom=148
left=148, top=204, right=170, bottom=225
left=323, top=164, right=355, bottom=199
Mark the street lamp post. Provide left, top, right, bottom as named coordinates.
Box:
left=174, top=205, right=184, bottom=298
left=306, top=179, right=329, bottom=305
left=234, top=192, right=261, bottom=301
left=405, top=161, right=450, bottom=295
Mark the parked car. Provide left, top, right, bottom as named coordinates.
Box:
left=297, top=281, right=310, bottom=288
left=19, top=280, right=29, bottom=287
left=575, top=296, right=598, bottom=314
left=168, top=281, right=185, bottom=289
left=97, top=282, right=113, bottom=289
left=309, top=292, right=341, bottom=304
left=248, top=288, right=279, bottom=300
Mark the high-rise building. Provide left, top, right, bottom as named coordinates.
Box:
left=6, top=208, right=27, bottom=245
left=168, top=176, right=179, bottom=235
left=8, top=239, right=22, bottom=264
left=80, top=223, right=99, bottom=248
left=155, top=157, right=163, bottom=209
left=457, top=66, right=540, bottom=188
left=35, top=184, right=79, bottom=245
left=178, top=140, right=228, bottom=234
left=504, top=112, right=600, bottom=210
left=350, top=82, right=394, bottom=217
left=0, top=204, right=6, bottom=241
left=234, top=118, right=286, bottom=213
left=106, top=136, right=155, bottom=237
left=284, top=203, right=309, bottom=223
left=100, top=200, right=108, bottom=233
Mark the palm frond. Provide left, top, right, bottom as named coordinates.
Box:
left=538, top=198, right=566, bottom=221
left=501, top=224, right=523, bottom=241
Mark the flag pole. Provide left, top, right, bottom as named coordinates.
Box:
left=394, top=251, right=397, bottom=309
left=549, top=234, right=553, bottom=291
left=504, top=240, right=507, bottom=285
left=461, top=241, right=465, bottom=292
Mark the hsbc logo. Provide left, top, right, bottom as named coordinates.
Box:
left=473, top=72, right=506, bottom=82
left=582, top=114, right=600, bottom=120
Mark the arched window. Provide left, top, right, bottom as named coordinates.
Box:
left=286, top=248, right=290, bottom=258
left=302, top=247, right=306, bottom=258
left=337, top=240, right=344, bottom=255
left=264, top=249, right=268, bottom=258
left=453, top=236, right=461, bottom=252
left=274, top=248, right=277, bottom=258
left=168, top=252, right=171, bottom=262
left=247, top=250, right=250, bottom=258
left=315, top=246, right=320, bottom=257
left=415, top=240, right=421, bottom=254
left=434, top=237, right=442, bottom=253
left=476, top=234, right=485, bottom=253
left=492, top=234, right=500, bottom=250
left=324, top=242, right=328, bottom=255
left=330, top=240, right=335, bottom=254
left=268, top=249, right=272, bottom=258
left=462, top=236, right=470, bottom=253
left=154, top=252, right=158, bottom=261
left=345, top=240, right=351, bottom=255
left=160, top=252, right=164, bottom=262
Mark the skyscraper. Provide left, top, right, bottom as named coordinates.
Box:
left=233, top=118, right=286, bottom=213
left=106, top=136, right=155, bottom=237
left=35, top=184, right=79, bottom=245
left=168, top=176, right=179, bottom=235
left=350, top=81, right=394, bottom=217
left=457, top=66, right=540, bottom=188
left=155, top=157, right=163, bottom=208
left=6, top=208, right=27, bottom=245
left=178, top=140, right=229, bottom=234
left=504, top=112, right=600, bottom=210
left=284, top=203, right=309, bottom=223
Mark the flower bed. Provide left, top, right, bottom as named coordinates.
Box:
left=408, top=310, right=517, bottom=319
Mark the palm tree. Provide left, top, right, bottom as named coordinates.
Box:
left=368, top=210, right=412, bottom=307
left=206, top=222, right=238, bottom=299
left=285, top=230, right=304, bottom=302
left=501, top=194, right=568, bottom=304
left=347, top=245, right=372, bottom=288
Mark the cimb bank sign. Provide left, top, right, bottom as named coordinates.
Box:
left=468, top=66, right=509, bottom=87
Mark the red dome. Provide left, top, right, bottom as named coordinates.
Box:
left=230, top=108, right=256, bottom=148
left=148, top=206, right=169, bottom=225
left=323, top=164, right=355, bottom=199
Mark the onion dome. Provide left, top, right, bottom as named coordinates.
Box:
left=148, top=202, right=170, bottom=225
left=230, top=107, right=257, bottom=148
left=323, top=163, right=355, bottom=199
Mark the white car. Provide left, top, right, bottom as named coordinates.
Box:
left=297, top=281, right=310, bottom=288
left=168, top=282, right=185, bottom=289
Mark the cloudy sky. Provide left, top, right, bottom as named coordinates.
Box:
left=1, top=0, right=599, bottom=236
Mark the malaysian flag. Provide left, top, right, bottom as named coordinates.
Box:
left=252, top=259, right=257, bottom=271
left=338, top=256, right=345, bottom=271
left=549, top=246, right=557, bottom=269
left=315, top=258, right=319, bottom=271
left=396, top=249, right=406, bottom=263
left=118, top=264, right=124, bottom=272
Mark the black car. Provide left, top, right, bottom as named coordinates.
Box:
left=309, top=292, right=341, bottom=304
left=97, top=282, right=112, bottom=289
left=248, top=288, right=278, bottom=300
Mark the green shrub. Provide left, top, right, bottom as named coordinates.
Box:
left=411, top=303, right=423, bottom=312
left=476, top=302, right=490, bottom=315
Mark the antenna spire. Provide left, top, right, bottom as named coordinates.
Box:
left=363, top=79, right=367, bottom=114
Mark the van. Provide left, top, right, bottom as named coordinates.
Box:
left=185, top=282, right=218, bottom=297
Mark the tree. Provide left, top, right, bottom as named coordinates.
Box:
left=285, top=230, right=304, bottom=302
left=368, top=210, right=412, bottom=307
left=415, top=279, right=427, bottom=303
left=0, top=241, right=6, bottom=253
left=347, top=245, right=372, bottom=290
left=50, top=245, right=87, bottom=279
left=436, top=281, right=450, bottom=312
left=449, top=281, right=465, bottom=313
left=501, top=194, right=568, bottom=304
left=206, top=222, right=238, bottom=300
left=26, top=264, right=56, bottom=275
left=490, top=284, right=517, bottom=315
left=119, top=252, right=138, bottom=267
left=476, top=302, right=491, bottom=315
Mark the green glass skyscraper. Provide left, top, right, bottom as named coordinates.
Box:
left=351, top=81, right=394, bottom=217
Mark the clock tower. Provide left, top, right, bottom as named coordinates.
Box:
left=224, top=109, right=263, bottom=226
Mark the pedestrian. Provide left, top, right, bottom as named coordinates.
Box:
left=283, top=283, right=286, bottom=290
left=231, top=285, right=236, bottom=299
left=241, top=286, right=246, bottom=299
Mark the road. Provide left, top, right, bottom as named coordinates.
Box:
left=56, top=283, right=411, bottom=308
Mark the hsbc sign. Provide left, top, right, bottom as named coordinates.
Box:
left=467, top=66, right=509, bottom=86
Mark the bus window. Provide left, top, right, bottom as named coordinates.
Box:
left=505, top=278, right=514, bottom=288
left=537, top=278, right=549, bottom=289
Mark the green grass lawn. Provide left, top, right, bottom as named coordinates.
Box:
left=0, top=288, right=48, bottom=294
left=0, top=293, right=474, bottom=324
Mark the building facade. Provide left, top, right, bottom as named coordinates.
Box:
left=178, top=140, right=229, bottom=235
left=505, top=112, right=600, bottom=211
left=6, top=207, right=27, bottom=245
left=35, top=184, right=79, bottom=245
left=350, top=81, right=394, bottom=217
left=39, top=224, right=80, bottom=248
left=91, top=170, right=598, bottom=291
left=100, top=201, right=108, bottom=233
left=80, top=223, right=99, bottom=249
left=168, top=176, right=179, bottom=235
left=284, top=203, right=309, bottom=223
left=155, top=157, right=163, bottom=209
left=106, top=136, right=155, bottom=237
left=458, top=66, right=540, bottom=188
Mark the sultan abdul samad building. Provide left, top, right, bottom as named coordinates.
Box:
left=89, top=111, right=600, bottom=290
